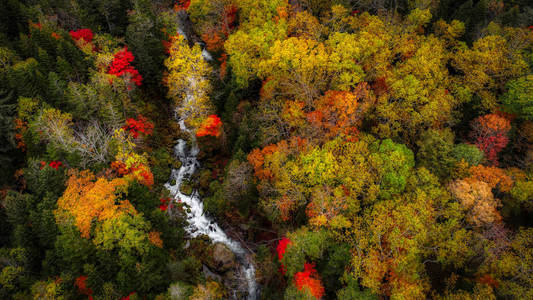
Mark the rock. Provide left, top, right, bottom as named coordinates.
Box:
left=203, top=264, right=222, bottom=282
left=212, top=243, right=236, bottom=272
left=172, top=159, right=182, bottom=169
left=180, top=179, right=193, bottom=195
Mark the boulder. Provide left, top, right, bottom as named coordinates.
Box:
left=203, top=264, right=222, bottom=282
left=212, top=243, right=236, bottom=272
left=180, top=179, right=193, bottom=195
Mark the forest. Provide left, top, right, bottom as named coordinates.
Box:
left=0, top=0, right=532, bottom=299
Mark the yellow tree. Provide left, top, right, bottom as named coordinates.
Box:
left=257, top=36, right=364, bottom=104
left=372, top=34, right=456, bottom=142
left=452, top=28, right=531, bottom=109
left=56, top=170, right=136, bottom=238
left=448, top=179, right=502, bottom=227
left=224, top=0, right=289, bottom=88
left=164, top=34, right=213, bottom=129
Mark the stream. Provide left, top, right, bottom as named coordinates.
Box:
left=164, top=12, right=258, bottom=300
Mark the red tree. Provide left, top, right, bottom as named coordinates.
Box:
left=294, top=263, right=325, bottom=299
left=108, top=47, right=143, bottom=86
left=470, top=114, right=511, bottom=165
left=276, top=237, right=292, bottom=274
left=49, top=161, right=63, bottom=170
left=174, top=0, right=190, bottom=11
left=75, top=275, right=93, bottom=296
left=159, top=198, right=171, bottom=211
left=69, top=29, right=94, bottom=43
left=196, top=115, right=223, bottom=137
left=122, top=115, right=154, bottom=138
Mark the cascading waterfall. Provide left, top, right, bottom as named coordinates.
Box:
left=164, top=15, right=257, bottom=300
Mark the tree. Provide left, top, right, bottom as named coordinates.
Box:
left=69, top=28, right=94, bottom=43
left=501, top=75, right=533, bottom=120
left=470, top=114, right=511, bottom=165
left=224, top=0, right=289, bottom=88
left=56, top=169, right=135, bottom=238
left=480, top=227, right=533, bottom=299
left=467, top=165, right=513, bottom=193
left=190, top=281, right=227, bottom=300
left=188, top=0, right=238, bottom=52
left=247, top=137, right=309, bottom=222
left=371, top=35, right=456, bottom=142
left=126, top=1, right=165, bottom=87
left=451, top=143, right=485, bottom=167
left=108, top=47, right=143, bottom=87
left=0, top=89, right=18, bottom=185
left=304, top=84, right=372, bottom=141
left=293, top=263, right=325, bottom=299
left=32, top=108, right=75, bottom=151
left=416, top=128, right=456, bottom=178
left=122, top=115, right=154, bottom=139
left=164, top=34, right=213, bottom=129
left=369, top=139, right=415, bottom=200
left=258, top=36, right=364, bottom=103
left=196, top=114, right=222, bottom=137
left=449, top=179, right=502, bottom=227
left=452, top=31, right=530, bottom=109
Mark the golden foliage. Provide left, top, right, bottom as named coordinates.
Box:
left=56, top=170, right=136, bottom=238
left=148, top=231, right=163, bottom=248
left=449, top=179, right=501, bottom=226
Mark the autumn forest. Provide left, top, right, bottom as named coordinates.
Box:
left=0, top=0, right=532, bottom=299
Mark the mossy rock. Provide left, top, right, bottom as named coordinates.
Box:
left=172, top=158, right=182, bottom=169
left=212, top=243, right=236, bottom=272
left=180, top=179, right=193, bottom=195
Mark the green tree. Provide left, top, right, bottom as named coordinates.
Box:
left=501, top=75, right=533, bottom=120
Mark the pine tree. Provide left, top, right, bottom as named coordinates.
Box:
left=0, top=89, right=17, bottom=185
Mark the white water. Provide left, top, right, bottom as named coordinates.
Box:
left=164, top=20, right=257, bottom=300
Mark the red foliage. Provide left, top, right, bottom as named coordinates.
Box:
left=14, top=118, right=27, bottom=150
left=174, top=0, right=190, bottom=11
left=51, top=32, right=60, bottom=40
left=111, top=161, right=130, bottom=176
left=200, top=5, right=237, bottom=52
left=108, top=47, right=143, bottom=86
left=276, top=237, right=291, bottom=261
left=69, top=29, right=94, bottom=43
left=31, top=23, right=42, bottom=30
left=49, top=161, right=63, bottom=170
left=196, top=115, right=223, bottom=137
left=219, top=54, right=228, bottom=79
left=477, top=274, right=500, bottom=288
left=159, top=198, right=171, bottom=211
left=122, top=115, right=154, bottom=138
left=294, top=263, right=325, bottom=299
left=40, top=161, right=63, bottom=170
left=138, top=168, right=154, bottom=187
left=121, top=292, right=136, bottom=300
left=351, top=10, right=360, bottom=15
left=276, top=237, right=292, bottom=274
left=470, top=114, right=511, bottom=165
left=75, top=275, right=93, bottom=296
left=223, top=5, right=238, bottom=32
left=110, top=161, right=153, bottom=187
left=162, top=39, right=172, bottom=54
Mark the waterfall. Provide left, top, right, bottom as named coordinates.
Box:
left=164, top=15, right=258, bottom=300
